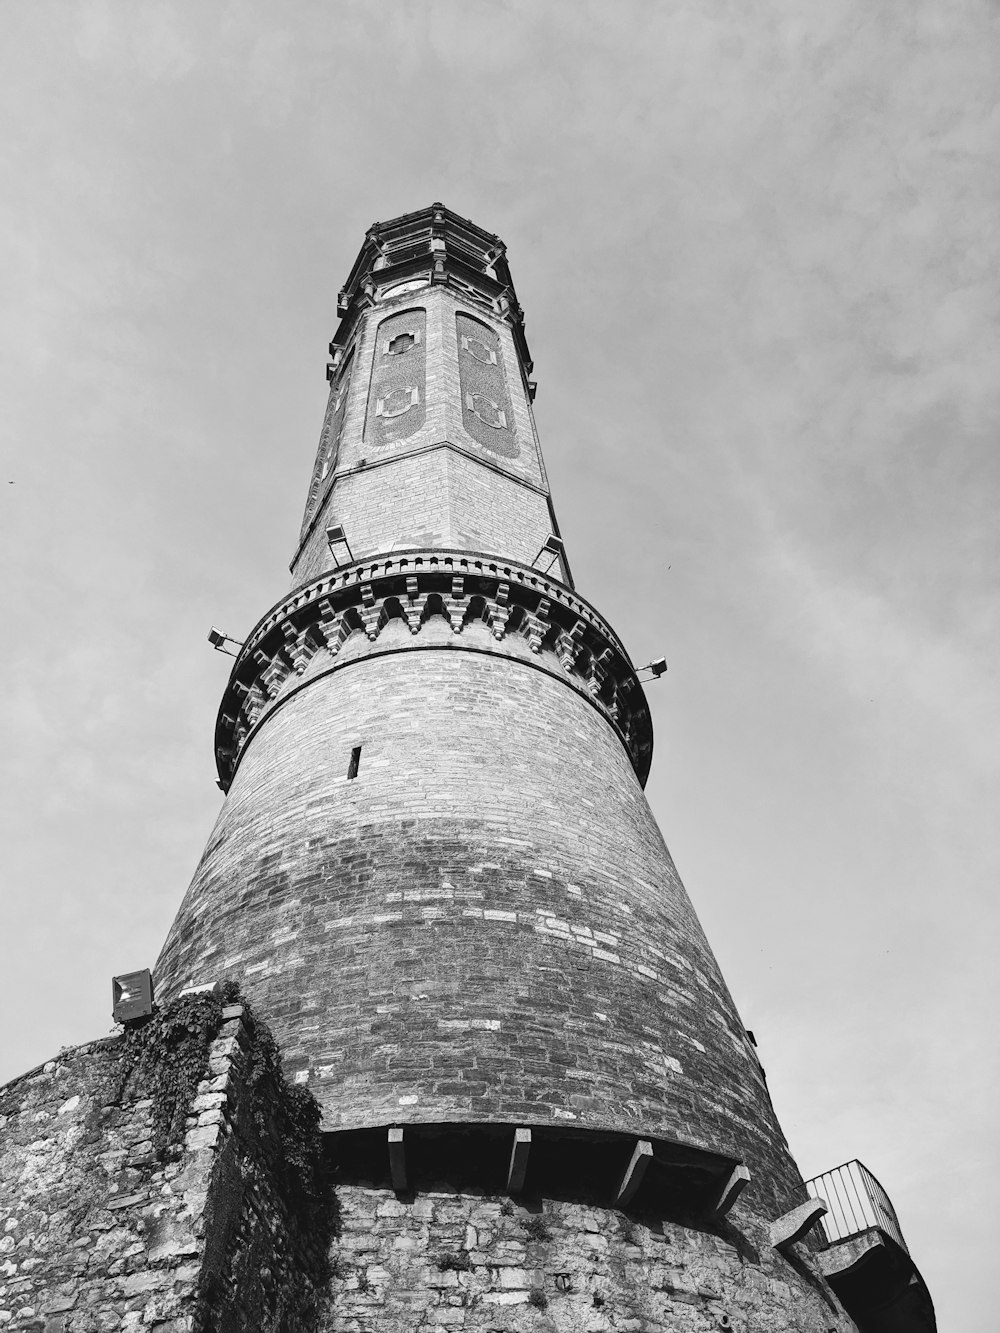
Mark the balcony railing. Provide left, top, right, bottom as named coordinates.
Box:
left=804, top=1159, right=908, bottom=1254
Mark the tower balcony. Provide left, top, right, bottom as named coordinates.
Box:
left=804, top=1160, right=936, bottom=1332
left=214, top=547, right=654, bottom=791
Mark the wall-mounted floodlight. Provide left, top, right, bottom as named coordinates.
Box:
left=208, top=627, right=243, bottom=657
left=326, top=523, right=355, bottom=566
left=532, top=534, right=565, bottom=575
left=638, top=657, right=668, bottom=682
left=112, top=969, right=154, bottom=1024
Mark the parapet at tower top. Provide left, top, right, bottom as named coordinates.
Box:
left=330, top=203, right=534, bottom=385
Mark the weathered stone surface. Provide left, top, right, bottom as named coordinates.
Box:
left=1, top=209, right=875, bottom=1333
left=0, top=1010, right=327, bottom=1332
left=318, top=1186, right=857, bottom=1332
left=155, top=639, right=802, bottom=1217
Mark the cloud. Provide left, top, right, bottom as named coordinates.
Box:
left=76, top=0, right=199, bottom=80
left=1, top=4, right=996, bottom=1325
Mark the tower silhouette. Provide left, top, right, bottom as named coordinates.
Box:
left=151, top=205, right=930, bottom=1330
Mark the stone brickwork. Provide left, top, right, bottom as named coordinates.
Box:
left=156, top=636, right=802, bottom=1216
left=15, top=204, right=873, bottom=1330
left=0, top=1004, right=327, bottom=1332
left=210, top=550, right=653, bottom=790
left=291, top=451, right=556, bottom=588
left=0, top=1036, right=202, bottom=1331
left=321, top=1185, right=856, bottom=1333
left=290, top=281, right=562, bottom=589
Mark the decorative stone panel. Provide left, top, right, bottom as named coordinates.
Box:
left=364, top=307, right=427, bottom=448
left=457, top=311, right=518, bottom=458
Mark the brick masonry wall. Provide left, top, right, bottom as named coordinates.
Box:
left=290, top=285, right=561, bottom=588
left=0, top=1007, right=324, bottom=1332
left=321, top=1185, right=857, bottom=1333
left=156, top=623, right=805, bottom=1216
left=291, top=449, right=555, bottom=587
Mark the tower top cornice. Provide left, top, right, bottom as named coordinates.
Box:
left=331, top=203, right=533, bottom=381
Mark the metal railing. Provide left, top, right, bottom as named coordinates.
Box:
left=804, top=1160, right=908, bottom=1253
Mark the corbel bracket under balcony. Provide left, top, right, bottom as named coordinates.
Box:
left=213, top=550, right=654, bottom=792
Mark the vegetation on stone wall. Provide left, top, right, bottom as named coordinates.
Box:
left=522, top=1213, right=551, bottom=1242
left=102, top=983, right=236, bottom=1158
left=193, top=990, right=334, bottom=1333
left=219, top=990, right=331, bottom=1232
left=94, top=982, right=334, bottom=1332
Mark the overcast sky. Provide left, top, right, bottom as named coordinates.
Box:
left=1, top=3, right=997, bottom=1328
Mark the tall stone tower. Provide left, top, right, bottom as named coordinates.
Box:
left=149, top=205, right=915, bottom=1331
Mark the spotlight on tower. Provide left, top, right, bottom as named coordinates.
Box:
left=532, top=534, right=564, bottom=574
left=326, top=523, right=355, bottom=566
left=112, top=968, right=154, bottom=1024
left=208, top=627, right=243, bottom=657
left=638, top=657, right=668, bottom=682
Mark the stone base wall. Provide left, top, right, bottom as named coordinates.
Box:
left=0, top=1034, right=206, bottom=1332
left=1, top=1018, right=856, bottom=1332
left=0, top=1003, right=327, bottom=1333
left=322, top=1186, right=858, bottom=1333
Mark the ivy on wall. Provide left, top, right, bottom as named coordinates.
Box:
left=104, top=983, right=237, bottom=1158
left=94, top=982, right=335, bottom=1332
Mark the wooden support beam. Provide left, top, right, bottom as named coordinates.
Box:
left=616, top=1138, right=653, bottom=1208
left=769, top=1198, right=827, bottom=1252
left=507, top=1127, right=531, bottom=1195
left=388, top=1127, right=407, bottom=1193
left=706, top=1164, right=751, bottom=1219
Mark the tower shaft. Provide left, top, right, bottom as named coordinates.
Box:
left=157, top=204, right=800, bottom=1210
left=0, top=205, right=934, bottom=1333
left=153, top=206, right=863, bottom=1331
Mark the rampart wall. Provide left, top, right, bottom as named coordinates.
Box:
left=320, top=1183, right=856, bottom=1333
left=0, top=1000, right=327, bottom=1332
left=0, top=1016, right=855, bottom=1333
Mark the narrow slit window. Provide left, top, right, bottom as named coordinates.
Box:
left=347, top=746, right=362, bottom=780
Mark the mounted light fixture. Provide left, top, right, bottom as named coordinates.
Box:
left=637, top=657, right=668, bottom=682
left=208, top=627, right=243, bottom=657
left=112, top=969, right=154, bottom=1024
left=531, top=534, right=564, bottom=575
left=326, top=523, right=355, bottom=566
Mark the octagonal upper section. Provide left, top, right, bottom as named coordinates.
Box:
left=290, top=206, right=570, bottom=592
left=333, top=203, right=532, bottom=380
